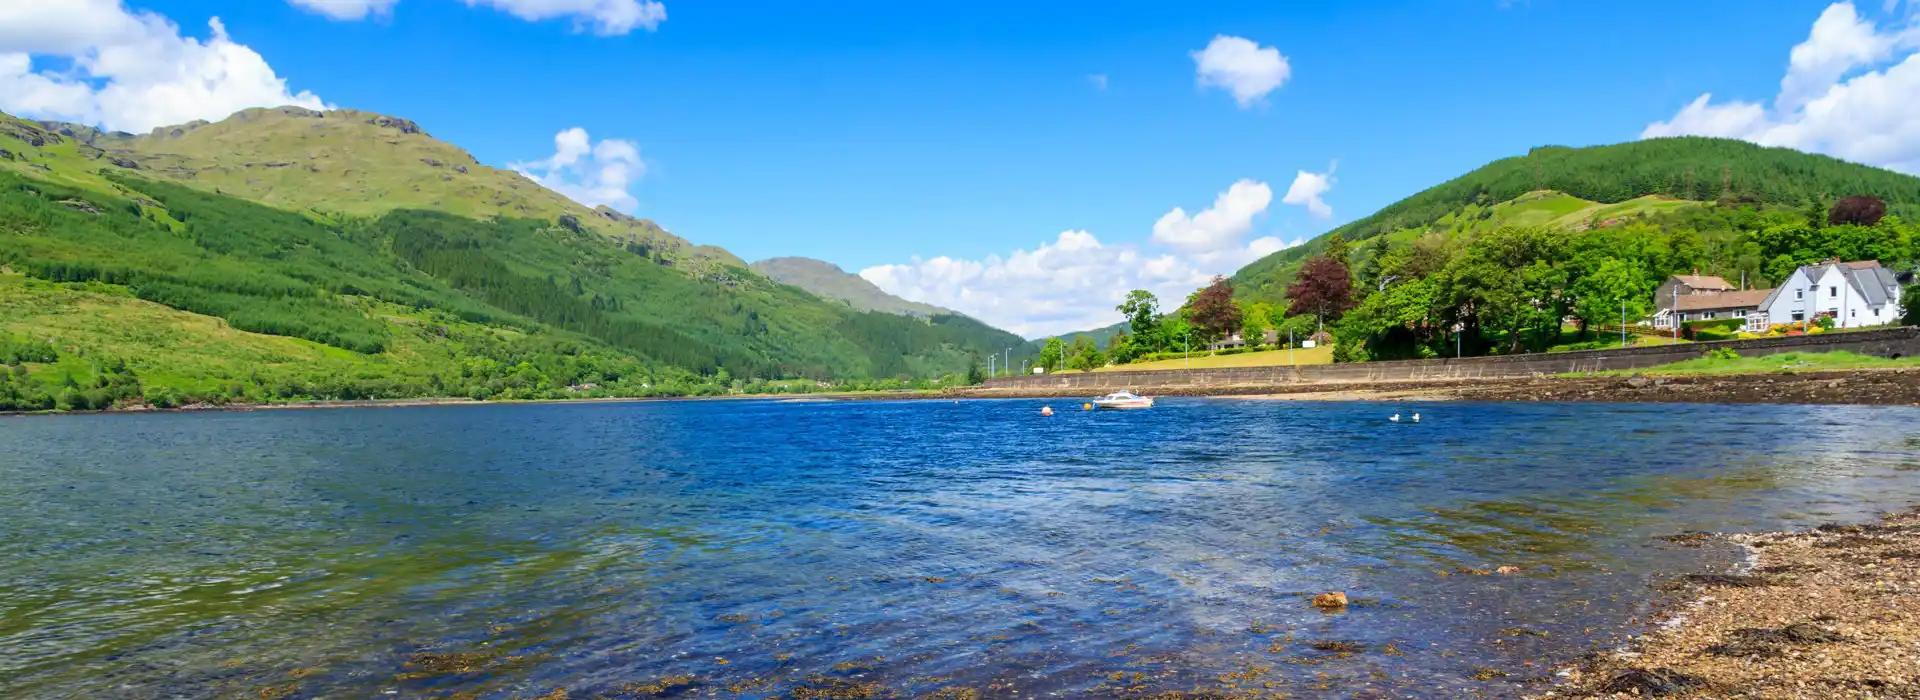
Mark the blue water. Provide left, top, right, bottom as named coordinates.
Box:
left=2, top=398, right=1918, bottom=698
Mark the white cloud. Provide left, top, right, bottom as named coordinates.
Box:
left=1192, top=35, right=1291, bottom=108
left=0, top=3, right=327, bottom=133
left=511, top=127, right=647, bottom=212
left=1280, top=162, right=1336, bottom=219
left=285, top=0, right=666, bottom=34
left=464, top=0, right=667, bottom=35
left=1089, top=73, right=1109, bottom=91
left=861, top=180, right=1302, bottom=338
left=1150, top=179, right=1273, bottom=252
left=1642, top=2, right=1920, bottom=173
left=287, top=0, right=400, bottom=20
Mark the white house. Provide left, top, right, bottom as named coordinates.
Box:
left=1755, top=260, right=1903, bottom=329
left=1650, top=273, right=1773, bottom=332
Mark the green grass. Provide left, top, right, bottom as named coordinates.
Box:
left=1586, top=351, right=1920, bottom=376
left=1073, top=346, right=1335, bottom=372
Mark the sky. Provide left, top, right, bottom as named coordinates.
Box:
left=4, top=0, right=1920, bottom=338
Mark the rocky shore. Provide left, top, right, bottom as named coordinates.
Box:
left=1538, top=507, right=1920, bottom=699
left=947, top=368, right=1920, bottom=406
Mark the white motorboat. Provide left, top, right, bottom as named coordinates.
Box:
left=1091, top=391, right=1154, bottom=410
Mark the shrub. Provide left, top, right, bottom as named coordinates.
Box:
left=1828, top=195, right=1887, bottom=226
left=1704, top=348, right=1741, bottom=361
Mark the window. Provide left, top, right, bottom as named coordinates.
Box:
left=1875, top=308, right=1882, bottom=317
left=1795, top=290, right=1804, bottom=300
left=1704, top=311, right=1716, bottom=319
left=1831, top=286, right=1838, bottom=297
left=1851, top=309, right=1857, bottom=318
left=1792, top=312, right=1805, bottom=321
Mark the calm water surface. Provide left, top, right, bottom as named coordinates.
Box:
left=3, top=399, right=1919, bottom=698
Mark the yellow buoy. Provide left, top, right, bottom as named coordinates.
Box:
left=1083, top=403, right=1093, bottom=411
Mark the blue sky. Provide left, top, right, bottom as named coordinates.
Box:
left=5, top=0, right=1918, bottom=336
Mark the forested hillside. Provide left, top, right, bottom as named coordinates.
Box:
left=1234, top=137, right=1920, bottom=299
left=0, top=109, right=1028, bottom=410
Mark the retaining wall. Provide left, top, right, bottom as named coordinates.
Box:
left=982, top=327, right=1920, bottom=391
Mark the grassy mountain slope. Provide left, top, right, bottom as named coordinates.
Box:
left=0, top=109, right=1032, bottom=407
left=5, top=107, right=746, bottom=273
left=1232, top=137, right=1920, bottom=299
left=751, top=256, right=952, bottom=317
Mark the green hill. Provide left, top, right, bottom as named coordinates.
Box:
left=5, top=107, right=747, bottom=274
left=1232, top=137, right=1920, bottom=299
left=0, top=109, right=1028, bottom=409
left=751, top=256, right=952, bottom=317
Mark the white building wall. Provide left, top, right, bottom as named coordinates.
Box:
left=1761, top=266, right=1900, bottom=329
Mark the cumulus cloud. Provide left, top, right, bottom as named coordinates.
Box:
left=511, top=127, right=647, bottom=212
left=0, top=3, right=327, bottom=134
left=286, top=0, right=400, bottom=20
left=1192, top=35, right=1291, bottom=108
left=1280, top=162, right=1336, bottom=219
left=861, top=180, right=1300, bottom=338
left=1642, top=2, right=1920, bottom=173
left=1150, top=179, right=1273, bottom=252
left=286, top=0, right=666, bottom=34
left=463, top=0, right=666, bottom=35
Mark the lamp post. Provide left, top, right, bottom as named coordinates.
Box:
left=988, top=355, right=996, bottom=378
left=1184, top=330, right=1191, bottom=369
left=1003, top=348, right=1012, bottom=377
left=1620, top=298, right=1627, bottom=348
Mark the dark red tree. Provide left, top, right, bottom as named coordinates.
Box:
left=1828, top=196, right=1887, bottom=226
left=1284, top=254, right=1355, bottom=321
left=1188, top=276, right=1241, bottom=341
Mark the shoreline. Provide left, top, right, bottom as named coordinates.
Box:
left=11, top=367, right=1920, bottom=417
left=948, top=367, right=1920, bottom=406
left=1537, top=506, right=1920, bottom=698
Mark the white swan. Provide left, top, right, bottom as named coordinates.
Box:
left=1411, top=413, right=1421, bottom=423
left=1389, top=414, right=1401, bottom=422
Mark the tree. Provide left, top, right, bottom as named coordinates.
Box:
left=1323, top=233, right=1351, bottom=267
left=1066, top=337, right=1106, bottom=371
left=1284, top=254, right=1355, bottom=326
left=1903, top=285, right=1920, bottom=326
left=1118, top=290, right=1159, bottom=339
left=1571, top=257, right=1652, bottom=331
left=1188, top=276, right=1242, bottom=343
left=1038, top=337, right=1066, bottom=373
left=1829, top=196, right=1886, bottom=227
left=966, top=357, right=985, bottom=385
left=1240, top=301, right=1274, bottom=348
left=1106, top=330, right=1140, bottom=364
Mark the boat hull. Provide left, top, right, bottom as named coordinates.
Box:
left=1092, top=399, right=1154, bottom=410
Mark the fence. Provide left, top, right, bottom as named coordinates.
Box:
left=982, top=326, right=1920, bottom=391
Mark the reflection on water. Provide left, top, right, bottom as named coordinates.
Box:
left=2, top=399, right=1918, bottom=698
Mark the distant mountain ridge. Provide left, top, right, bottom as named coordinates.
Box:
left=0, top=106, right=1033, bottom=399
left=751, top=257, right=953, bottom=317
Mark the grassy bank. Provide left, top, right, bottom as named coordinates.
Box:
left=1588, top=351, right=1920, bottom=376
left=1056, top=346, right=1335, bottom=374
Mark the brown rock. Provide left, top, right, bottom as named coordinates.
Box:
left=1311, top=592, right=1348, bottom=609
left=1496, top=565, right=1521, bottom=575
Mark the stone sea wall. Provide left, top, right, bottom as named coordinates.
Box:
left=982, top=327, right=1920, bottom=391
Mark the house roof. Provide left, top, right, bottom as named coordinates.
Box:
left=1674, top=288, right=1772, bottom=311
left=1670, top=274, right=1735, bottom=291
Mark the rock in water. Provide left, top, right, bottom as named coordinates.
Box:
left=1311, top=592, right=1348, bottom=609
